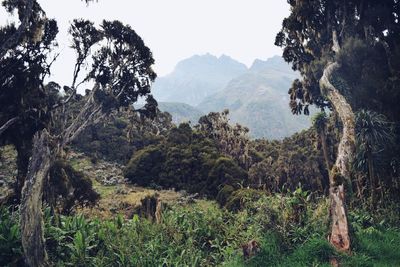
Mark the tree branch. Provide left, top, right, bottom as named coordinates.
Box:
left=0, top=117, right=19, bottom=137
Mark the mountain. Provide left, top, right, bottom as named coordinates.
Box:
left=152, top=54, right=247, bottom=106
left=157, top=102, right=203, bottom=124
left=152, top=54, right=312, bottom=139
left=197, top=56, right=312, bottom=139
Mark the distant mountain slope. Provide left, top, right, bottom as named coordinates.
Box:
left=157, top=102, right=203, bottom=124
left=197, top=56, right=312, bottom=139
left=152, top=54, right=247, bottom=106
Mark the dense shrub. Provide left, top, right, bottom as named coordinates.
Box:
left=250, top=128, right=331, bottom=194
left=124, top=145, right=165, bottom=187
left=125, top=123, right=247, bottom=199
left=72, top=109, right=173, bottom=164
left=224, top=188, right=266, bottom=211
left=47, top=159, right=99, bottom=214
left=72, top=118, right=134, bottom=163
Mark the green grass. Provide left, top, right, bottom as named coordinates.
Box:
left=1, top=196, right=400, bottom=267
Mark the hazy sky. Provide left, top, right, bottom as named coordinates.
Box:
left=1, top=0, right=289, bottom=86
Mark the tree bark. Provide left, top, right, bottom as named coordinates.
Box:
left=320, top=61, right=355, bottom=253
left=0, top=117, right=19, bottom=136
left=19, top=89, right=104, bottom=266
left=367, top=151, right=376, bottom=208
left=20, top=129, right=51, bottom=267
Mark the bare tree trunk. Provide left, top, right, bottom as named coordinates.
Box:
left=320, top=61, right=355, bottom=253
left=20, top=130, right=51, bottom=267
left=19, top=89, right=104, bottom=266
left=367, top=151, right=376, bottom=208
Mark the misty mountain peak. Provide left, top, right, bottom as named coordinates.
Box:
left=174, top=53, right=247, bottom=74
left=152, top=54, right=247, bottom=106
left=250, top=55, right=292, bottom=73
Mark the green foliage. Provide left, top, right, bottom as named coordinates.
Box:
left=0, top=208, right=23, bottom=266
left=225, top=188, right=266, bottom=211
left=125, top=123, right=247, bottom=199
left=72, top=118, right=133, bottom=163
left=197, top=110, right=252, bottom=169
left=353, top=109, right=397, bottom=206
left=276, top=0, right=400, bottom=119
left=312, top=112, right=328, bottom=133
left=207, top=157, right=247, bottom=196
left=124, top=145, right=165, bottom=187
left=1, top=195, right=400, bottom=266
left=250, top=127, right=330, bottom=194
left=48, top=159, right=99, bottom=214
left=72, top=108, right=173, bottom=164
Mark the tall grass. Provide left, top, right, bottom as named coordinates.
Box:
left=1, top=193, right=399, bottom=267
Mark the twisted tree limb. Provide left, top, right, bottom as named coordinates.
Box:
left=0, top=117, right=19, bottom=136
left=320, top=61, right=355, bottom=253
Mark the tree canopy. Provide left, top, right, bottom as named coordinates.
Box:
left=276, top=0, right=400, bottom=119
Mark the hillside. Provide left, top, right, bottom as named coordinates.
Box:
left=197, top=56, right=312, bottom=139
left=152, top=54, right=247, bottom=106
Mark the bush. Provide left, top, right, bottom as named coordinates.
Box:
left=48, top=159, right=99, bottom=214
left=124, top=145, right=165, bottom=186
left=124, top=124, right=247, bottom=200
left=225, top=188, right=266, bottom=211
left=206, top=157, right=247, bottom=196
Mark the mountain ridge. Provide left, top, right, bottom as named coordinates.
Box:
left=152, top=53, right=247, bottom=106
left=152, top=54, right=312, bottom=139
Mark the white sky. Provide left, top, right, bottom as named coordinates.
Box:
left=1, top=0, right=289, bottom=86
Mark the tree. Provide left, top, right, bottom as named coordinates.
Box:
left=354, top=109, right=395, bottom=208
left=0, top=0, right=59, bottom=202
left=28, top=21, right=155, bottom=266
left=1, top=2, right=157, bottom=265
left=197, top=110, right=252, bottom=169
left=276, top=0, right=400, bottom=253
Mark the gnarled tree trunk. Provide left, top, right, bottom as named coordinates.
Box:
left=320, top=61, right=355, bottom=253
left=20, top=130, right=51, bottom=267
left=19, top=90, right=104, bottom=266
